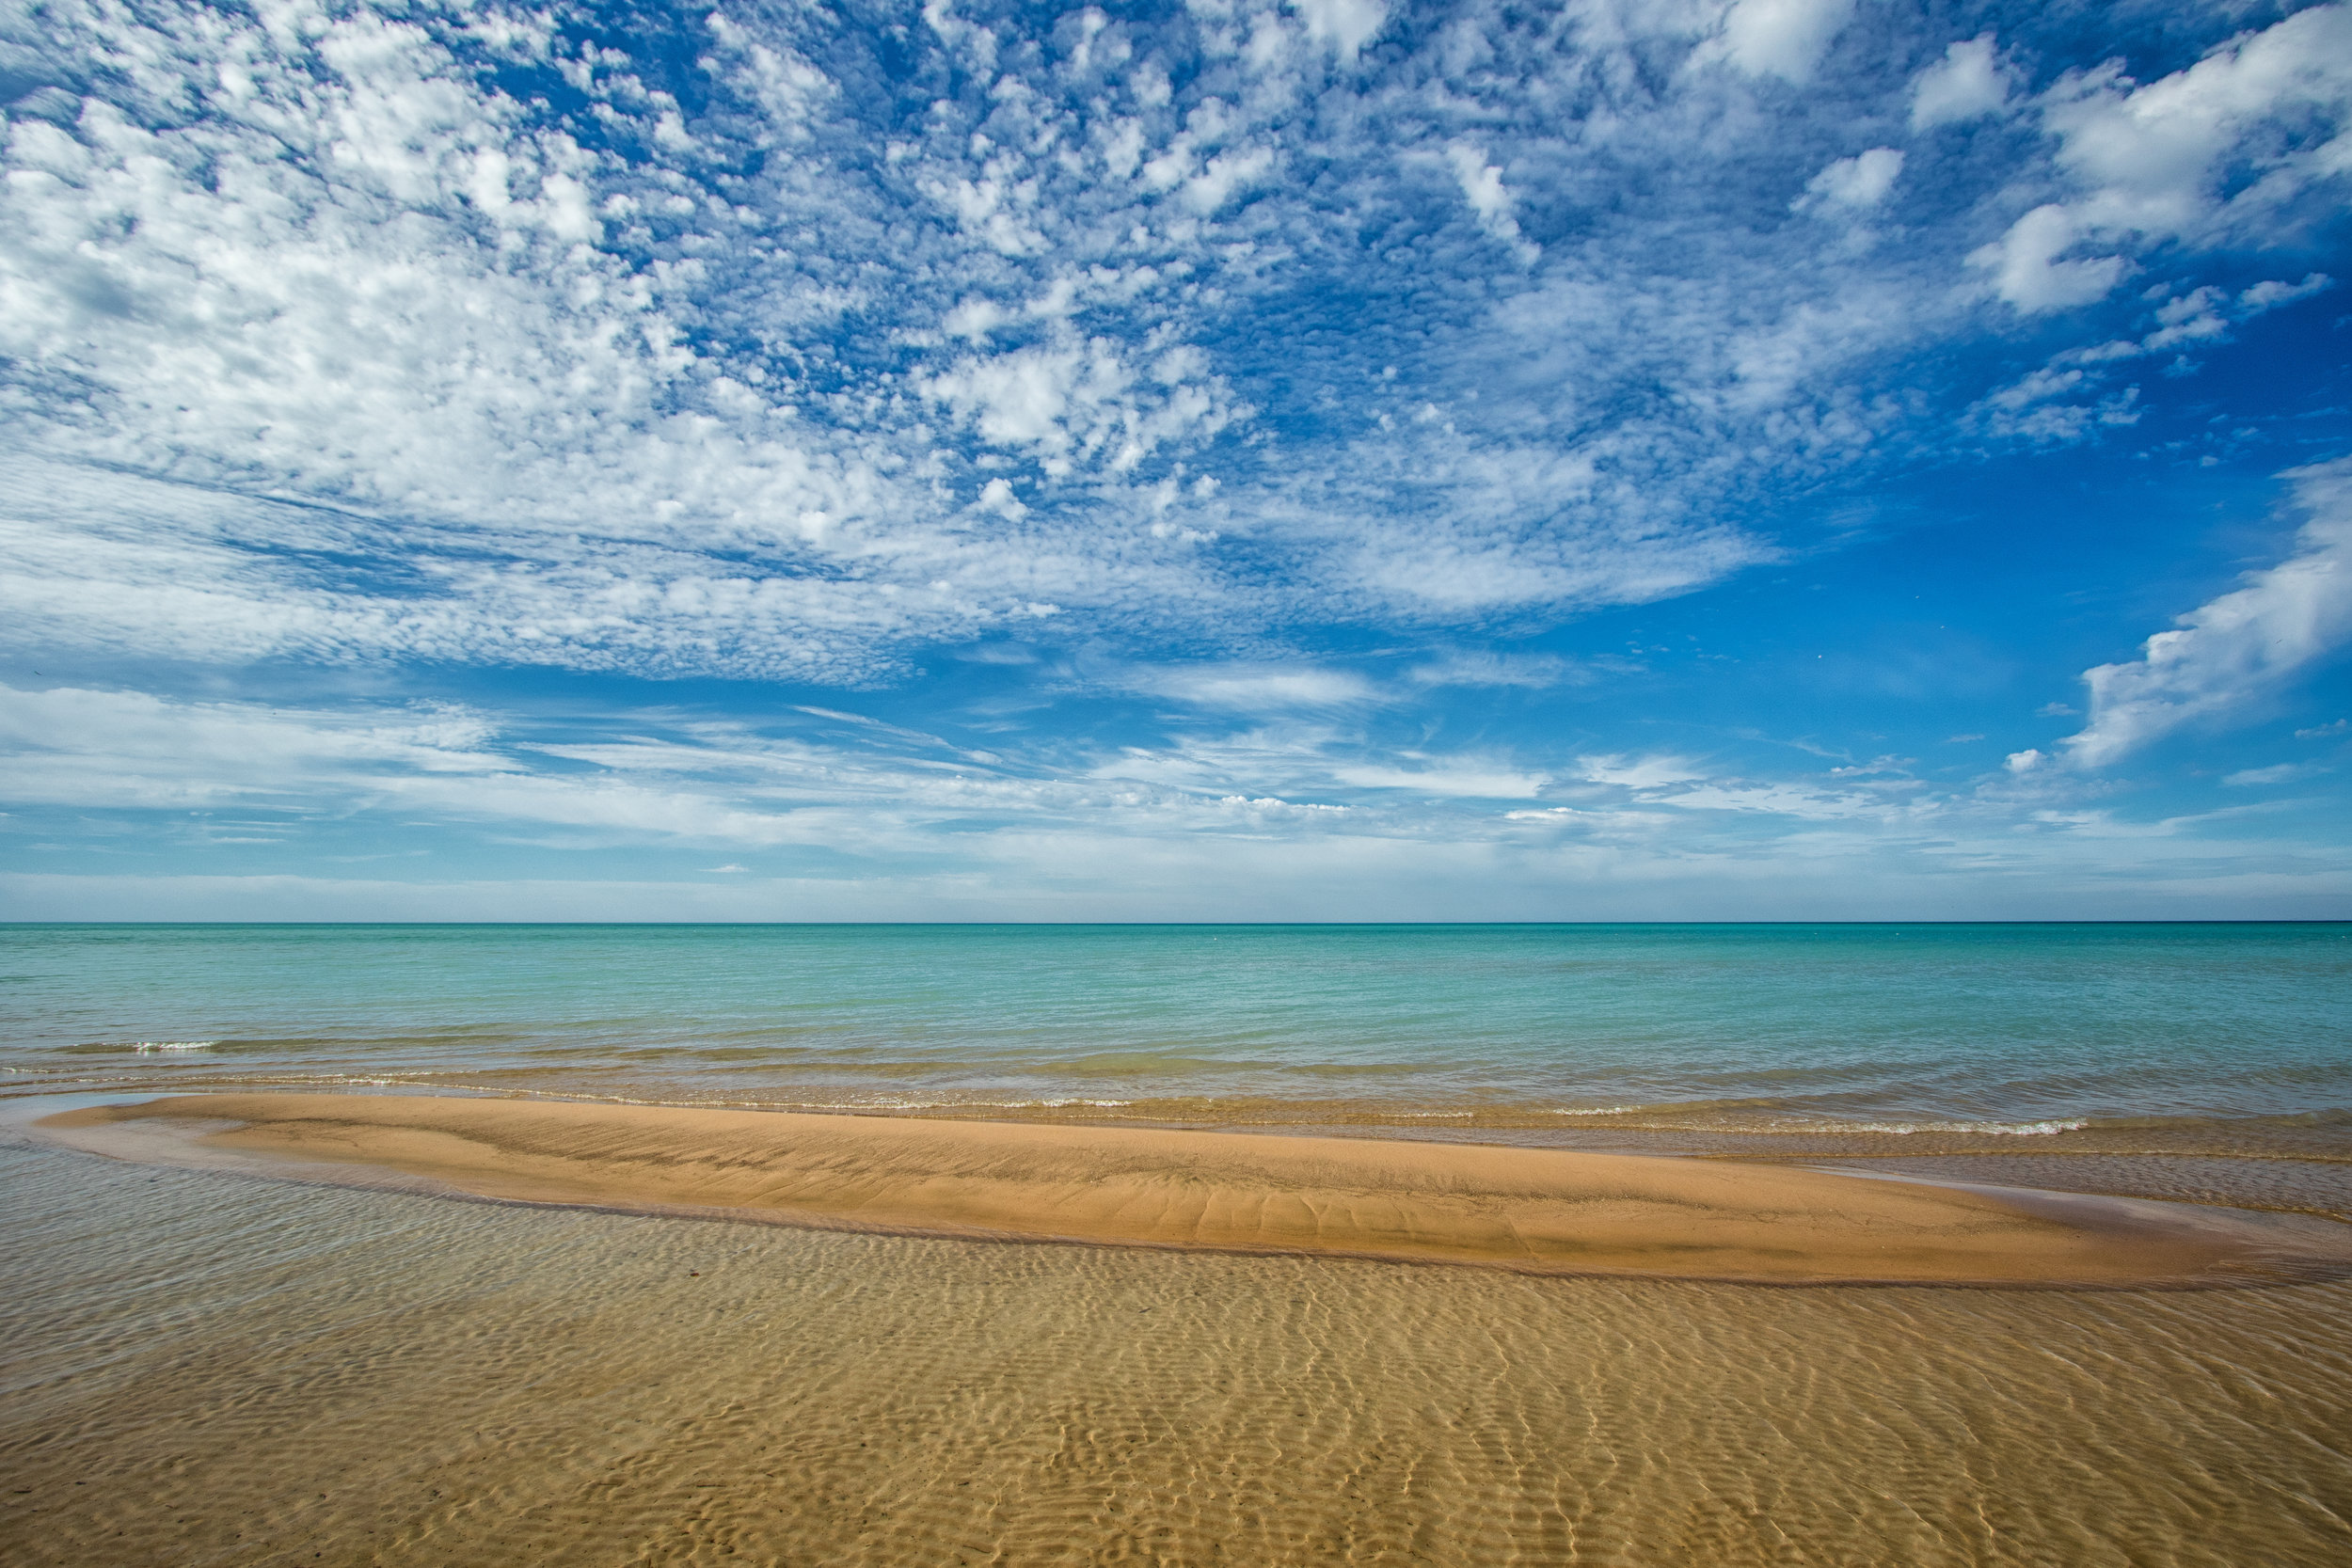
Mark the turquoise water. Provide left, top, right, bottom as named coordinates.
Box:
left=3, top=924, right=2346, bottom=1157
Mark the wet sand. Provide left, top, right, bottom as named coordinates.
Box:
left=36, top=1092, right=2346, bottom=1286
left=7, top=1134, right=2352, bottom=1568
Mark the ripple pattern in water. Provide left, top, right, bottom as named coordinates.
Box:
left=6, top=1141, right=2351, bottom=1566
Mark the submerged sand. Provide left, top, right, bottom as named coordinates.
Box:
left=38, top=1092, right=2342, bottom=1286
left=15, top=1131, right=2352, bottom=1568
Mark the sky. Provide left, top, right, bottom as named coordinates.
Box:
left=2, top=0, right=2348, bottom=921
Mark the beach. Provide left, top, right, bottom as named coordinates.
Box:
left=11, top=0, right=2349, bottom=1560
left=32, top=1092, right=2346, bottom=1287
left=7, top=1126, right=2352, bottom=1567
left=7, top=924, right=2351, bottom=1564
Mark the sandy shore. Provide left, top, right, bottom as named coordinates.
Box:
left=35, top=1092, right=2331, bottom=1285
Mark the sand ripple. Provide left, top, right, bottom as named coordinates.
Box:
left=6, top=1140, right=2352, bottom=1566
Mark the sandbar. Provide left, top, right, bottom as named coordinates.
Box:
left=35, top=1092, right=2342, bottom=1285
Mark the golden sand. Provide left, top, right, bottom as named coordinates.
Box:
left=35, top=1092, right=2327, bottom=1285
left=8, top=1132, right=2352, bottom=1567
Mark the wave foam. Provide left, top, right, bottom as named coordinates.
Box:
left=132, top=1041, right=215, bottom=1054
left=1836, top=1118, right=2090, bottom=1137
left=1545, top=1105, right=2093, bottom=1137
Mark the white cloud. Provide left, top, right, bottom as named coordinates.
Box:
left=1501, top=805, right=1677, bottom=834
left=0, top=680, right=1294, bottom=852
left=1125, top=664, right=1379, bottom=711
left=923, top=336, right=1235, bottom=468
left=4, top=674, right=2342, bottom=919
left=1329, top=763, right=1548, bottom=798
left=2058, top=460, right=2352, bottom=768
left=1445, top=143, right=1536, bottom=260
left=1796, top=148, right=1903, bottom=213
left=0, top=0, right=2340, bottom=695
left=1295, top=436, right=1772, bottom=617
left=1406, top=652, right=1583, bottom=689
left=1712, top=0, right=1855, bottom=85
left=1079, top=721, right=1566, bottom=812
left=2240, top=273, right=2335, bottom=312
left=2142, top=284, right=2230, bottom=349
left=0, top=458, right=1010, bottom=683
left=2043, top=7, right=2352, bottom=243
left=0, top=0, right=2342, bottom=923
left=2223, top=762, right=2325, bottom=786
left=1965, top=269, right=2335, bottom=445
left=1967, top=358, right=2142, bottom=442
left=17, top=836, right=2346, bottom=922
left=1968, top=204, right=2130, bottom=313
left=1663, top=781, right=1893, bottom=820
left=1910, top=35, right=2013, bottom=129
left=1184, top=147, right=1277, bottom=214
left=1577, top=754, right=1707, bottom=788
left=0, top=1, right=1276, bottom=682
left=0, top=684, right=869, bottom=847
left=975, top=477, right=1029, bottom=520
left=1290, top=0, right=1390, bottom=64
left=1975, top=7, right=2352, bottom=313
left=0, top=685, right=503, bottom=805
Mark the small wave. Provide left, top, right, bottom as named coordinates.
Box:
left=308, top=1086, right=1149, bottom=1116
left=54, top=1040, right=222, bottom=1055
left=1834, top=1118, right=2090, bottom=1136
left=1544, top=1105, right=2092, bottom=1136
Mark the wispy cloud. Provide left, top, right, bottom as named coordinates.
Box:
left=1576, top=755, right=1708, bottom=790
left=1406, top=652, right=1593, bottom=689
left=2223, top=763, right=2326, bottom=787
left=6, top=675, right=2344, bottom=917
left=1120, top=664, right=1379, bottom=712
left=2052, top=460, right=2352, bottom=768
left=1329, top=762, right=1549, bottom=799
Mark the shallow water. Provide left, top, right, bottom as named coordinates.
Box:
left=8, top=923, right=2349, bottom=1155
left=5, top=1138, right=2350, bottom=1567
left=7, top=923, right=2350, bottom=1563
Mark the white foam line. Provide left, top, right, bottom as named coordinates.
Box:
left=1835, top=1118, right=2091, bottom=1136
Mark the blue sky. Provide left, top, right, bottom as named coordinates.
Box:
left=2, top=0, right=2348, bottom=919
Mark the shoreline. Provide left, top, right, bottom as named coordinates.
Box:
left=38, top=1091, right=2352, bottom=1287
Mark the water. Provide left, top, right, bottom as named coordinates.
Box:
left=5, top=924, right=2347, bottom=1159
left=7, top=1142, right=2352, bottom=1567
left=8, top=923, right=2352, bottom=1564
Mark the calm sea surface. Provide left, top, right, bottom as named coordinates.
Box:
left=5, top=922, right=2347, bottom=1161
